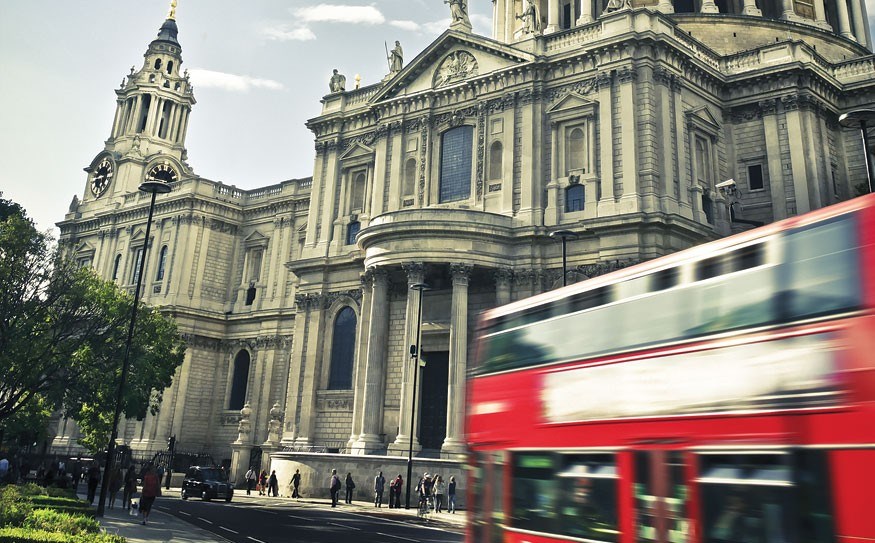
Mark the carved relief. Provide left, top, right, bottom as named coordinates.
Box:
left=433, top=51, right=479, bottom=89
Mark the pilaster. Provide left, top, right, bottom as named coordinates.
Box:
left=782, top=95, right=812, bottom=214
left=442, top=263, right=472, bottom=456
left=760, top=99, right=788, bottom=220
left=597, top=72, right=616, bottom=215
left=347, top=270, right=373, bottom=450
left=495, top=267, right=513, bottom=307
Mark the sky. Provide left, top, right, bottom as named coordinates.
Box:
left=1, top=1, right=873, bottom=235
left=0, top=0, right=494, bottom=234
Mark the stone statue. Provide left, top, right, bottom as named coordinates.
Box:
left=517, top=0, right=542, bottom=34
left=445, top=0, right=471, bottom=27
left=68, top=195, right=80, bottom=213
left=389, top=41, right=403, bottom=73
left=267, top=402, right=283, bottom=444
left=236, top=403, right=252, bottom=443
left=604, top=0, right=632, bottom=13
left=329, top=69, right=346, bottom=92
left=129, top=65, right=135, bottom=76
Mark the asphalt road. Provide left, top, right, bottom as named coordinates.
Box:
left=155, top=495, right=464, bottom=543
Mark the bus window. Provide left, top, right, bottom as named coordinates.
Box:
left=731, top=243, right=765, bottom=272
left=557, top=454, right=620, bottom=542
left=511, top=452, right=557, bottom=534
left=652, top=267, right=680, bottom=291
left=696, top=257, right=721, bottom=281
left=794, top=450, right=836, bottom=543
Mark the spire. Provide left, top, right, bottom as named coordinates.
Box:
left=168, top=0, right=177, bottom=21
left=153, top=1, right=180, bottom=48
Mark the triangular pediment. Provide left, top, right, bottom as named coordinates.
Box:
left=339, top=142, right=375, bottom=161
left=547, top=92, right=598, bottom=114
left=243, top=230, right=267, bottom=243
left=686, top=106, right=720, bottom=133
left=372, top=30, right=534, bottom=103
left=73, top=240, right=95, bottom=256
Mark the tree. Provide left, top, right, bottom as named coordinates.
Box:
left=0, top=195, right=185, bottom=452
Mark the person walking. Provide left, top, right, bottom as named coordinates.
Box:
left=108, top=467, right=123, bottom=509
left=391, top=474, right=403, bottom=508
left=140, top=465, right=161, bottom=525
left=258, top=470, right=268, bottom=496
left=268, top=470, right=279, bottom=497
left=374, top=471, right=386, bottom=507
left=86, top=464, right=100, bottom=504
left=123, top=466, right=137, bottom=511
left=433, top=475, right=446, bottom=513
left=290, top=469, right=301, bottom=499
left=329, top=469, right=341, bottom=507
left=245, top=467, right=256, bottom=495
left=344, top=472, right=356, bottom=504
left=448, top=475, right=457, bottom=514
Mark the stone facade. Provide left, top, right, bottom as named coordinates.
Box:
left=53, top=3, right=874, bottom=490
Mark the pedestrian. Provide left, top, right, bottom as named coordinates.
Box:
left=123, top=466, right=137, bottom=510
left=108, top=467, right=123, bottom=509
left=140, top=465, right=161, bottom=525
left=374, top=471, right=385, bottom=507
left=448, top=475, right=457, bottom=514
left=434, top=475, right=446, bottom=513
left=72, top=465, right=82, bottom=489
left=268, top=470, right=279, bottom=497
left=345, top=472, right=356, bottom=504
left=290, top=469, right=301, bottom=499
left=245, top=467, right=257, bottom=495
left=329, top=469, right=341, bottom=507
left=0, top=456, right=8, bottom=484
left=259, top=470, right=268, bottom=496
left=390, top=474, right=403, bottom=508
left=86, top=464, right=100, bottom=504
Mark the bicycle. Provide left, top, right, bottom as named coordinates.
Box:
left=417, top=495, right=431, bottom=520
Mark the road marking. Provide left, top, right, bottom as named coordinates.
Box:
left=157, top=506, right=170, bottom=511
left=286, top=515, right=310, bottom=521
left=219, top=526, right=239, bottom=535
left=197, top=517, right=213, bottom=524
left=377, top=533, right=419, bottom=542
left=247, top=538, right=267, bottom=543
left=328, top=522, right=362, bottom=530
left=178, top=511, right=192, bottom=516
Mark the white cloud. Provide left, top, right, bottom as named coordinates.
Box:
left=421, top=18, right=452, bottom=36
left=262, top=24, right=317, bottom=41
left=188, top=69, right=285, bottom=93
left=389, top=19, right=420, bottom=31
left=293, top=4, right=386, bottom=25
left=470, top=13, right=492, bottom=32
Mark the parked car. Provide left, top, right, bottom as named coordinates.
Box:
left=181, top=466, right=233, bottom=502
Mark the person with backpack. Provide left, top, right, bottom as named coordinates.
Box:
left=344, top=472, right=356, bottom=504
left=329, top=469, right=341, bottom=507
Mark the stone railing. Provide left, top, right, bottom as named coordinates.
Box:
left=345, top=84, right=382, bottom=107
left=247, top=184, right=284, bottom=200
left=833, top=56, right=875, bottom=82
left=213, top=183, right=244, bottom=200
left=672, top=30, right=720, bottom=69
left=544, top=22, right=603, bottom=52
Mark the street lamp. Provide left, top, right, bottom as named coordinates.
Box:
left=405, top=282, right=429, bottom=509
left=97, top=178, right=171, bottom=516
left=839, top=109, right=875, bottom=195
left=549, top=230, right=579, bottom=287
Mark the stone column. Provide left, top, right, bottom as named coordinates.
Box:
left=389, top=262, right=426, bottom=455
left=812, top=0, right=830, bottom=28
left=783, top=95, right=814, bottom=214
left=617, top=67, right=639, bottom=210
left=760, top=99, right=788, bottom=220
left=848, top=0, right=868, bottom=45
left=700, top=0, right=719, bottom=13
left=546, top=0, right=561, bottom=33
left=495, top=268, right=513, bottom=306
left=352, top=268, right=390, bottom=454
left=742, top=0, right=762, bottom=16
left=834, top=0, right=854, bottom=39
left=596, top=72, right=616, bottom=216
left=346, top=270, right=373, bottom=450
left=443, top=264, right=472, bottom=456
left=577, top=0, right=595, bottom=23
left=655, top=0, right=675, bottom=14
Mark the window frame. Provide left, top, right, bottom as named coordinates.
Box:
left=327, top=306, right=358, bottom=390
left=437, top=124, right=476, bottom=204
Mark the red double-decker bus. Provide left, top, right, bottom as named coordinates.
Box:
left=466, top=194, right=875, bottom=543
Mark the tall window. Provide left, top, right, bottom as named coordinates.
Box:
left=351, top=172, right=366, bottom=211
left=228, top=350, right=250, bottom=410
left=566, top=185, right=585, bottom=212
left=328, top=307, right=357, bottom=389
left=132, top=247, right=144, bottom=284
left=404, top=158, right=417, bottom=197
left=248, top=249, right=263, bottom=282
left=748, top=164, right=764, bottom=191
left=156, top=245, right=168, bottom=281
left=489, top=141, right=503, bottom=180
left=112, top=254, right=122, bottom=280
left=567, top=127, right=586, bottom=173
left=439, top=126, right=474, bottom=203
left=346, top=221, right=361, bottom=245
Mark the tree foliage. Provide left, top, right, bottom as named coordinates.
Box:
left=0, top=194, right=186, bottom=452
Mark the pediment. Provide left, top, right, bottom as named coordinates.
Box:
left=339, top=142, right=375, bottom=161
left=547, top=92, right=598, bottom=115
left=244, top=230, right=269, bottom=248
left=73, top=241, right=95, bottom=256
left=372, top=30, right=534, bottom=102
left=686, top=106, right=720, bottom=133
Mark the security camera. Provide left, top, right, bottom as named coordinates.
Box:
left=716, top=179, right=736, bottom=190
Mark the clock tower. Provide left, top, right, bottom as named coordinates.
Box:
left=83, top=0, right=195, bottom=201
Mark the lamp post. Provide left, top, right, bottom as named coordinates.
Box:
left=405, top=282, right=429, bottom=509
left=96, top=178, right=171, bottom=517
left=839, top=109, right=875, bottom=195
left=549, top=230, right=579, bottom=287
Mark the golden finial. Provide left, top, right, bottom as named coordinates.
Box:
left=355, top=74, right=362, bottom=89
left=168, top=0, right=178, bottom=20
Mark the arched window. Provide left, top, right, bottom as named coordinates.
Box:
left=166, top=60, right=174, bottom=74
left=154, top=58, right=162, bottom=70
left=351, top=172, right=366, bottom=211
left=328, top=307, right=357, bottom=389
left=404, top=158, right=417, bottom=196
left=439, top=126, right=474, bottom=203
left=346, top=221, right=361, bottom=245
left=566, top=184, right=585, bottom=212
left=156, top=245, right=168, bottom=281
left=112, top=254, right=122, bottom=280
left=568, top=127, right=585, bottom=172
left=488, top=141, right=503, bottom=180
left=228, top=350, right=250, bottom=410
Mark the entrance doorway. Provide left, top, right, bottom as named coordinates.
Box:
left=419, top=351, right=448, bottom=451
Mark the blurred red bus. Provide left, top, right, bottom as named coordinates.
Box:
left=466, top=194, right=875, bottom=543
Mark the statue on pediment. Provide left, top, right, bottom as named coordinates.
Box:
left=446, top=0, right=471, bottom=29
left=389, top=41, right=403, bottom=73
left=329, top=69, right=346, bottom=93
left=433, top=50, right=479, bottom=89
left=604, top=0, right=632, bottom=13
left=517, top=0, right=542, bottom=34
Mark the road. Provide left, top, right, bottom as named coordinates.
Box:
left=154, top=495, right=464, bottom=543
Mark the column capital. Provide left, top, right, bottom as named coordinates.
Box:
left=451, top=263, right=474, bottom=285
left=493, top=267, right=514, bottom=286
left=402, top=261, right=426, bottom=284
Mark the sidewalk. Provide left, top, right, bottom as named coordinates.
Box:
left=97, top=505, right=227, bottom=543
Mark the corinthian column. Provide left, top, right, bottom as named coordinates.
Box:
left=495, top=267, right=513, bottom=306
left=352, top=268, right=389, bottom=454
left=442, top=263, right=472, bottom=456
left=389, top=262, right=426, bottom=456
left=347, top=269, right=373, bottom=451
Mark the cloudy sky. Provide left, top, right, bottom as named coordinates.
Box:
left=1, top=1, right=873, bottom=234
left=0, top=0, right=493, bottom=233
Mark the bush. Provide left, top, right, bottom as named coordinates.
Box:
left=0, top=527, right=125, bottom=543
left=43, top=489, right=76, bottom=499
left=0, top=488, right=32, bottom=527
left=17, top=485, right=46, bottom=497
left=29, top=497, right=83, bottom=508
left=23, top=510, right=98, bottom=535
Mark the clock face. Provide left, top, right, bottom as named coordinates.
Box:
left=90, top=159, right=114, bottom=197
left=146, top=163, right=178, bottom=184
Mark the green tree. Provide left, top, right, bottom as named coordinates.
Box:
left=0, top=194, right=185, bottom=452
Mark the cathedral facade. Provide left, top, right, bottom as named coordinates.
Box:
left=54, top=1, right=874, bottom=487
